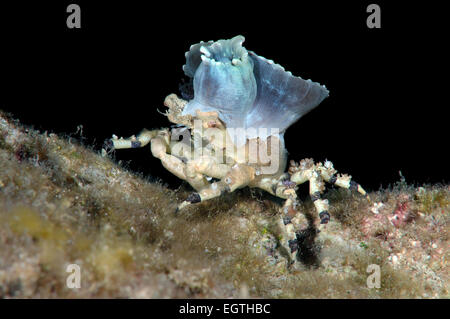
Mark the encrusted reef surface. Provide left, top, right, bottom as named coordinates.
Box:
left=0, top=110, right=448, bottom=298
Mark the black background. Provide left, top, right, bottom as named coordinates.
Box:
left=1, top=299, right=445, bottom=317
left=0, top=1, right=447, bottom=192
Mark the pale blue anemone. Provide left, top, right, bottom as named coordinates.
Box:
left=182, top=35, right=329, bottom=141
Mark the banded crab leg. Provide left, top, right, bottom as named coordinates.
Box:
left=178, top=163, right=256, bottom=210
left=260, top=159, right=370, bottom=264
left=107, top=129, right=189, bottom=182
left=289, top=158, right=370, bottom=224
left=254, top=175, right=302, bottom=264
left=109, top=128, right=158, bottom=150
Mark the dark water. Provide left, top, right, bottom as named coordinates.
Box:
left=0, top=1, right=447, bottom=191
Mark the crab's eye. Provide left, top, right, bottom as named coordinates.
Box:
left=225, top=177, right=232, bottom=184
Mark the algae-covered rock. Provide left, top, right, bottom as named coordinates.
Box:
left=0, top=111, right=448, bottom=298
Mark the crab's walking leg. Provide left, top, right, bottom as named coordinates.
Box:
left=150, top=132, right=189, bottom=181
left=110, top=129, right=158, bottom=149
left=255, top=176, right=303, bottom=263
left=292, top=168, right=330, bottom=224
left=178, top=163, right=256, bottom=210
left=177, top=180, right=230, bottom=210
left=289, top=159, right=370, bottom=224
left=277, top=195, right=303, bottom=263
left=109, top=129, right=188, bottom=181
left=316, top=160, right=369, bottom=198
left=184, top=155, right=230, bottom=191
left=177, top=155, right=232, bottom=211
left=278, top=169, right=327, bottom=262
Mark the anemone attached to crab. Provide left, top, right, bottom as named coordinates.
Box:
left=108, top=36, right=369, bottom=265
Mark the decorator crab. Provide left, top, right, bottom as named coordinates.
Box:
left=107, top=36, right=369, bottom=264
